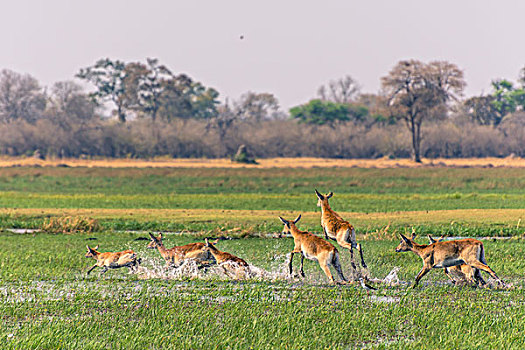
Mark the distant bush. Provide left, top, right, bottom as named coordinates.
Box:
left=1, top=117, right=525, bottom=159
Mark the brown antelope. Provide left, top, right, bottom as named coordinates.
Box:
left=315, top=189, right=367, bottom=270
left=202, top=238, right=250, bottom=278
left=147, top=233, right=214, bottom=268
left=395, top=233, right=503, bottom=288
left=427, top=235, right=486, bottom=286
left=278, top=215, right=348, bottom=284
left=85, top=245, right=140, bottom=275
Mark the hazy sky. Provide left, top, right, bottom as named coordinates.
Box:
left=1, top=0, right=524, bottom=110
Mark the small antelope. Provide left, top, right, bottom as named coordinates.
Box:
left=279, top=215, right=347, bottom=284
left=427, top=235, right=486, bottom=286
left=147, top=233, right=214, bottom=268
left=315, top=189, right=367, bottom=270
left=202, top=238, right=250, bottom=278
left=395, top=233, right=503, bottom=288
left=85, top=245, right=140, bottom=275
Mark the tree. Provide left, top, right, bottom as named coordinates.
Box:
left=0, top=69, right=46, bottom=123
left=381, top=60, right=465, bottom=162
left=207, top=99, right=238, bottom=155
left=132, top=58, right=173, bottom=121
left=234, top=92, right=281, bottom=121
left=464, top=95, right=499, bottom=126
left=490, top=79, right=525, bottom=123
left=76, top=58, right=128, bottom=122
left=289, top=99, right=351, bottom=126
left=356, top=93, right=394, bottom=125
left=189, top=82, right=219, bottom=120
left=317, top=75, right=360, bottom=104
left=49, top=81, right=96, bottom=122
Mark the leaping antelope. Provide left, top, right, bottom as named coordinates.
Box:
left=85, top=245, right=140, bottom=275
left=202, top=238, right=250, bottom=279
left=147, top=233, right=214, bottom=268
left=427, top=235, right=486, bottom=286
left=395, top=233, right=503, bottom=288
left=278, top=215, right=348, bottom=284
left=315, top=189, right=367, bottom=270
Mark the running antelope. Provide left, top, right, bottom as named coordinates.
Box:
left=147, top=233, right=215, bottom=268
left=395, top=233, right=502, bottom=288
left=427, top=235, right=486, bottom=286
left=85, top=245, right=140, bottom=275
left=279, top=215, right=348, bottom=284
left=315, top=189, right=367, bottom=270
left=202, top=238, right=250, bottom=278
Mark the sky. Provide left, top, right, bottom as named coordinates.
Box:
left=1, top=0, right=524, bottom=110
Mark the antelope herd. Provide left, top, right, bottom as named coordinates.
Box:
left=84, top=190, right=505, bottom=289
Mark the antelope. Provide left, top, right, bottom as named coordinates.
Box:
left=427, top=235, right=486, bottom=286
left=395, top=233, right=503, bottom=288
left=85, top=245, right=140, bottom=275
left=278, top=215, right=348, bottom=284
left=315, top=189, right=367, bottom=270
left=147, top=233, right=214, bottom=268
left=202, top=238, right=250, bottom=278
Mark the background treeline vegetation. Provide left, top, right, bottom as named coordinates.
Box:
left=1, top=58, right=525, bottom=160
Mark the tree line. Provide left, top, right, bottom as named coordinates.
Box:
left=1, top=58, right=525, bottom=160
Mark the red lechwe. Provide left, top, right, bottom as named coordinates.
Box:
left=395, top=233, right=503, bottom=288
left=202, top=238, right=250, bottom=279
left=85, top=245, right=140, bottom=275
left=427, top=235, right=486, bottom=286
left=147, top=233, right=214, bottom=268
left=315, top=189, right=367, bottom=271
left=278, top=214, right=348, bottom=284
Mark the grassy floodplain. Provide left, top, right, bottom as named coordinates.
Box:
left=2, top=158, right=525, bottom=348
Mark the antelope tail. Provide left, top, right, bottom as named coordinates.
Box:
left=350, top=228, right=357, bottom=249
left=479, top=244, right=487, bottom=264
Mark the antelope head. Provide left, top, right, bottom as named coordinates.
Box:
left=395, top=234, right=414, bottom=253
left=315, top=189, right=333, bottom=207
left=85, top=245, right=99, bottom=258
left=278, top=214, right=301, bottom=238
left=147, top=233, right=163, bottom=249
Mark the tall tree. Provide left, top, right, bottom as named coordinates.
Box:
left=76, top=58, right=128, bottom=122
left=289, top=99, right=351, bottom=126
left=0, top=69, right=46, bottom=123
left=317, top=75, right=360, bottom=104
left=133, top=58, right=174, bottom=121
left=234, top=92, right=281, bottom=121
left=490, top=79, right=525, bottom=123
left=381, top=60, right=465, bottom=162
left=49, top=81, right=96, bottom=121
left=463, top=95, right=499, bottom=126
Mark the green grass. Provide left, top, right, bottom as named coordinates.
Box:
left=1, top=231, right=525, bottom=349
left=1, top=167, right=525, bottom=234
left=3, top=165, right=525, bottom=348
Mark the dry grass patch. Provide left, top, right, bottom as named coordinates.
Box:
left=41, top=216, right=100, bottom=234
left=2, top=156, right=525, bottom=168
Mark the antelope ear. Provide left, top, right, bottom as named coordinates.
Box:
left=293, top=214, right=302, bottom=224
left=86, top=245, right=91, bottom=251
left=94, top=245, right=99, bottom=250
left=158, top=233, right=163, bottom=239
left=279, top=216, right=289, bottom=225
left=314, top=189, right=324, bottom=200
left=399, top=233, right=411, bottom=244
left=411, top=233, right=417, bottom=240
left=427, top=235, right=436, bottom=244
left=148, top=232, right=156, bottom=240
left=327, top=192, right=333, bottom=199
left=210, top=239, right=219, bottom=245
left=205, top=238, right=210, bottom=247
